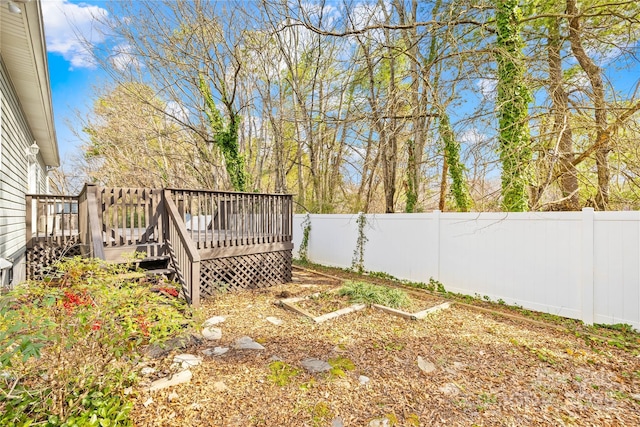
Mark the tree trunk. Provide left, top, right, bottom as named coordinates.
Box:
left=548, top=17, right=579, bottom=210
left=566, top=0, right=609, bottom=210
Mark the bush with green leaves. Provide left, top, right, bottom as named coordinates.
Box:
left=0, top=257, right=193, bottom=426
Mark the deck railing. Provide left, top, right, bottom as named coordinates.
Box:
left=164, top=190, right=200, bottom=306
left=26, top=185, right=292, bottom=302
left=99, top=187, right=162, bottom=247
left=26, top=193, right=80, bottom=246
left=167, top=188, right=293, bottom=252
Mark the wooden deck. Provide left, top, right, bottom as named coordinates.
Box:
left=26, top=185, right=294, bottom=306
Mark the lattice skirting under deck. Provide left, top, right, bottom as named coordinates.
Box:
left=26, top=238, right=82, bottom=280
left=200, top=249, right=292, bottom=295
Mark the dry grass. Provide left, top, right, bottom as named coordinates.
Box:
left=131, top=268, right=640, bottom=426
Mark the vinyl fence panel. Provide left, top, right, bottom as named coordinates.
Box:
left=293, top=209, right=640, bottom=330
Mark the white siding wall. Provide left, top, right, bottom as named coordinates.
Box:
left=293, top=210, right=640, bottom=330
left=0, top=58, right=46, bottom=285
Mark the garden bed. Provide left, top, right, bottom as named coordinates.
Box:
left=277, top=280, right=450, bottom=322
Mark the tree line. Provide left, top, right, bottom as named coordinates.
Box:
left=71, top=0, right=640, bottom=213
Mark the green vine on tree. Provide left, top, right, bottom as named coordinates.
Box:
left=405, top=139, right=418, bottom=212
left=199, top=75, right=247, bottom=191
left=298, top=213, right=312, bottom=263
left=439, top=114, right=471, bottom=211
left=351, top=212, right=368, bottom=274
left=496, top=0, right=532, bottom=211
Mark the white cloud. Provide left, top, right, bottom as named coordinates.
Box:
left=110, top=43, right=138, bottom=71
left=477, top=78, right=497, bottom=100
left=165, top=101, right=189, bottom=124
left=458, top=128, right=488, bottom=146
left=42, top=0, right=108, bottom=69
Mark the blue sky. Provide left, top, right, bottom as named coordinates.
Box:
left=43, top=0, right=110, bottom=162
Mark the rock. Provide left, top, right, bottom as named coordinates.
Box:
left=417, top=356, right=436, bottom=374
left=213, top=381, right=228, bottom=392
left=203, top=316, right=226, bottom=327
left=145, top=334, right=203, bottom=359
left=173, top=354, right=202, bottom=369
left=368, top=418, right=390, bottom=427
left=202, top=327, right=222, bottom=340
left=143, top=397, right=154, bottom=407
left=439, top=383, right=460, bottom=396
left=332, top=416, right=344, bottom=427
left=359, top=375, right=370, bottom=385
left=167, top=391, right=179, bottom=402
left=141, top=367, right=156, bottom=376
left=301, top=358, right=331, bottom=373
left=266, top=316, right=283, bottom=326
left=202, top=347, right=229, bottom=357
left=148, top=369, right=193, bottom=391
left=631, top=393, right=640, bottom=402
left=269, top=355, right=283, bottom=362
left=233, top=336, right=265, bottom=350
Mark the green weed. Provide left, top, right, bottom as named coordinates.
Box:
left=338, top=281, right=411, bottom=309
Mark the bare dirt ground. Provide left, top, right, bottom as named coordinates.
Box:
left=132, top=267, right=640, bottom=426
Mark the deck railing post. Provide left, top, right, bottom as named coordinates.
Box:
left=26, top=195, right=33, bottom=249
left=86, top=184, right=105, bottom=259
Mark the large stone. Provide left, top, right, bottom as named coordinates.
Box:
left=148, top=370, right=192, bottom=391
left=439, top=383, right=460, bottom=396
left=233, top=336, right=265, bottom=350
left=173, top=354, right=202, bottom=369
left=203, top=316, right=226, bottom=327
left=140, top=367, right=156, bottom=376
left=368, top=419, right=391, bottom=427
left=202, top=327, right=222, bottom=340
left=145, top=334, right=203, bottom=359
left=213, top=381, right=228, bottom=392
left=266, top=316, right=283, bottom=326
left=301, top=358, right=331, bottom=373
left=202, top=347, right=229, bottom=357
left=417, top=356, right=436, bottom=374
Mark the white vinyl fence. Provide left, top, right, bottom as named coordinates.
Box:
left=292, top=209, right=640, bottom=330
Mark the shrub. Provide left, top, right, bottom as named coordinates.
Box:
left=0, top=257, right=193, bottom=426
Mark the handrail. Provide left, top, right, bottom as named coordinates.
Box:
left=166, top=187, right=294, bottom=197
left=164, top=190, right=201, bottom=307
left=86, top=185, right=106, bottom=259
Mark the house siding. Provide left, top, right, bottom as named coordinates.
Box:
left=0, top=57, right=47, bottom=286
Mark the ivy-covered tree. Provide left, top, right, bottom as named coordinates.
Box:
left=495, top=0, right=532, bottom=211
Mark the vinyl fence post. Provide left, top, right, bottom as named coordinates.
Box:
left=581, top=207, right=594, bottom=325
